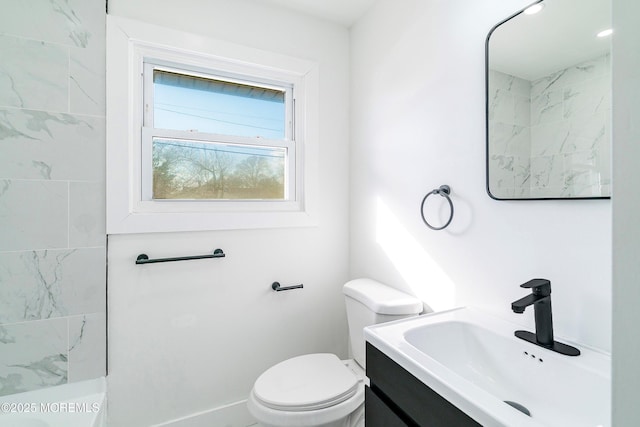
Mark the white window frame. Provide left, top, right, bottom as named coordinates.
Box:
left=106, top=15, right=319, bottom=233
left=141, top=61, right=297, bottom=203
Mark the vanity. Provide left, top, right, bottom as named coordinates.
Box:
left=365, top=342, right=480, bottom=426
left=363, top=307, right=611, bottom=427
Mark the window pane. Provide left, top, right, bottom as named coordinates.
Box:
left=152, top=137, right=286, bottom=200
left=153, top=70, right=286, bottom=139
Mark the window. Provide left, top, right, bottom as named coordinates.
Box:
left=106, top=15, right=319, bottom=233
left=143, top=65, right=295, bottom=201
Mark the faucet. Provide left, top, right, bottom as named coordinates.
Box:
left=511, top=279, right=580, bottom=356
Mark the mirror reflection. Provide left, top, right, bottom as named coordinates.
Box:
left=486, top=0, right=611, bottom=199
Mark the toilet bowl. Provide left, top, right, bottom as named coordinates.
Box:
left=247, top=354, right=365, bottom=427
left=248, top=279, right=422, bottom=427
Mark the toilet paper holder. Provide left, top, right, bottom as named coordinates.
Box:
left=272, top=282, right=304, bottom=292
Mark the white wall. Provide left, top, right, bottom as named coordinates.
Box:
left=611, top=0, right=640, bottom=424
left=350, top=0, right=611, bottom=352
left=106, top=1, right=350, bottom=425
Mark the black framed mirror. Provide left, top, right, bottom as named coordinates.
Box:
left=486, top=0, right=611, bottom=200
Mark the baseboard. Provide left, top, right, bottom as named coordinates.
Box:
left=152, top=399, right=257, bottom=427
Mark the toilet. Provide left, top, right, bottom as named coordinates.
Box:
left=247, top=278, right=423, bottom=427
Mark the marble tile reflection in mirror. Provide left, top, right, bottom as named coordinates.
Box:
left=486, top=0, right=611, bottom=199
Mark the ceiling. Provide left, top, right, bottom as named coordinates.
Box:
left=251, top=0, right=377, bottom=27
left=252, top=0, right=611, bottom=79
left=489, top=0, right=611, bottom=80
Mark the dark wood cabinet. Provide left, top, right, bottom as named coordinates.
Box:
left=365, top=386, right=410, bottom=426
left=365, top=342, right=481, bottom=427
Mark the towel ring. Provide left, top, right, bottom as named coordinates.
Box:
left=420, top=185, right=454, bottom=230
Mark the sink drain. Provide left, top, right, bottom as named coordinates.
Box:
left=504, top=400, right=531, bottom=417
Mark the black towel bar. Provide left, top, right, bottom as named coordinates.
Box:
left=136, top=249, right=225, bottom=265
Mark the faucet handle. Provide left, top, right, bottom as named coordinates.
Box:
left=520, top=278, right=551, bottom=296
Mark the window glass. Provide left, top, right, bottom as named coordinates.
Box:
left=153, top=70, right=286, bottom=139
left=152, top=137, right=286, bottom=200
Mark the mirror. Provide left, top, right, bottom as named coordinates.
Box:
left=486, top=0, right=611, bottom=200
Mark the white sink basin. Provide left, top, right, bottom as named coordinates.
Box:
left=364, top=307, right=610, bottom=427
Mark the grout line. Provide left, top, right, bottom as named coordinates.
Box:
left=0, top=316, right=70, bottom=328
left=0, top=246, right=106, bottom=255
left=0, top=178, right=105, bottom=183
left=105, top=234, right=109, bottom=376
left=0, top=32, right=93, bottom=50
left=0, top=104, right=106, bottom=119
left=68, top=45, right=72, bottom=114
left=66, top=316, right=71, bottom=383
left=67, top=181, right=71, bottom=249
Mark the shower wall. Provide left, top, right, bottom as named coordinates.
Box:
left=0, top=0, right=106, bottom=396
left=489, top=54, right=611, bottom=198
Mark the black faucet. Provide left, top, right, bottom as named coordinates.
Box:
left=511, top=279, right=580, bottom=356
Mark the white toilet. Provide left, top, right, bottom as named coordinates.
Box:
left=247, top=278, right=423, bottom=427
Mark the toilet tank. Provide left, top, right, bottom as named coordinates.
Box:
left=343, top=278, right=423, bottom=368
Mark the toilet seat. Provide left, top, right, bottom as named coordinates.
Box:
left=253, top=353, right=359, bottom=412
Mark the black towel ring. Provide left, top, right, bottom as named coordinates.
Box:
left=420, top=185, right=454, bottom=230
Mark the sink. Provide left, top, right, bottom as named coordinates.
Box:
left=364, top=307, right=610, bottom=427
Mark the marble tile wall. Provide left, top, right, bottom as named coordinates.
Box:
left=529, top=54, right=611, bottom=197
left=487, top=69, right=532, bottom=198
left=0, top=0, right=106, bottom=396
left=489, top=54, right=611, bottom=198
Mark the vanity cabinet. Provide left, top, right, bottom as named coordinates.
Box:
left=365, top=343, right=481, bottom=427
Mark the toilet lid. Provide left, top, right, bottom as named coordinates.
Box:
left=253, top=353, right=359, bottom=411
